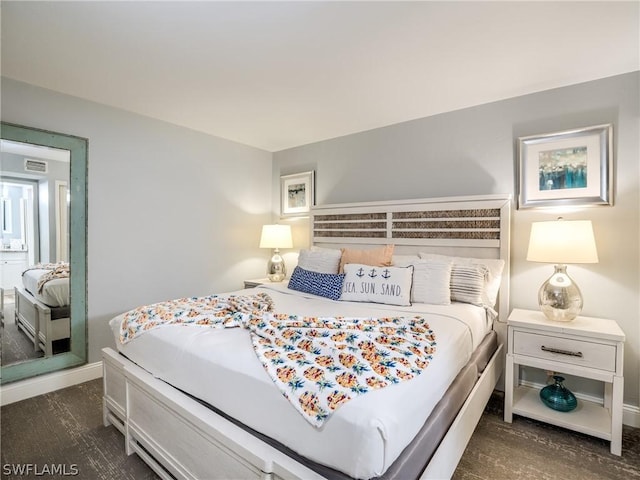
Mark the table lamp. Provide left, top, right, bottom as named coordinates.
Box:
left=526, top=218, right=598, bottom=322
left=259, top=224, right=293, bottom=282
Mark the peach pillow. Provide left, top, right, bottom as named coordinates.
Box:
left=338, top=244, right=394, bottom=273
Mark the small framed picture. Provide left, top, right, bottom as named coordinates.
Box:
left=517, top=124, right=613, bottom=209
left=280, top=171, right=314, bottom=217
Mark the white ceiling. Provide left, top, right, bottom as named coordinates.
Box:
left=1, top=139, right=70, bottom=162
left=2, top=1, right=638, bottom=152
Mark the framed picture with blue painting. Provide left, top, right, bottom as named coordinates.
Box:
left=517, top=124, right=613, bottom=209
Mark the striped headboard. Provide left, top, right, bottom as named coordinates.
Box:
left=310, top=194, right=512, bottom=322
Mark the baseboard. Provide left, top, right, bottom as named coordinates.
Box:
left=0, top=361, right=103, bottom=406
left=519, top=379, right=640, bottom=428
left=623, top=403, right=640, bottom=429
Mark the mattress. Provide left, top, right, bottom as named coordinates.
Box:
left=109, top=283, right=492, bottom=480
left=22, top=268, right=69, bottom=308
left=202, top=331, right=497, bottom=480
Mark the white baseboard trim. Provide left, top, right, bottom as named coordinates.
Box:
left=623, top=403, right=640, bottom=429
left=519, top=379, right=640, bottom=428
left=0, top=361, right=103, bottom=406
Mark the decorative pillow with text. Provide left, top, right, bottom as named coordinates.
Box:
left=340, top=264, right=413, bottom=306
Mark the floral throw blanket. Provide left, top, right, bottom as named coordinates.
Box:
left=119, top=292, right=274, bottom=344
left=22, top=262, right=70, bottom=294
left=248, top=313, right=437, bottom=426
left=119, top=294, right=437, bottom=427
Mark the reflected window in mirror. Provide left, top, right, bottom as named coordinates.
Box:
left=1, top=196, right=12, bottom=234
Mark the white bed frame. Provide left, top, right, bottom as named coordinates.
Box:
left=103, top=194, right=511, bottom=480
left=14, top=286, right=71, bottom=357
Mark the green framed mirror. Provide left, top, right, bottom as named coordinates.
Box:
left=0, top=122, right=87, bottom=383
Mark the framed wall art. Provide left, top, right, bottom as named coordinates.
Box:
left=280, top=171, right=315, bottom=217
left=517, top=124, right=613, bottom=209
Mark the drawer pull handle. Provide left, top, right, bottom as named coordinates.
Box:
left=541, top=346, right=583, bottom=358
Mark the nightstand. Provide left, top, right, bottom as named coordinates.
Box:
left=243, top=278, right=286, bottom=289
left=504, top=308, right=625, bottom=455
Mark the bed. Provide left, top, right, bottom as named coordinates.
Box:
left=102, top=194, right=511, bottom=480
left=14, top=262, right=70, bottom=357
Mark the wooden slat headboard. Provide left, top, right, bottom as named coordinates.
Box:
left=310, top=194, right=512, bottom=322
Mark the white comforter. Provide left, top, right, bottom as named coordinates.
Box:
left=22, top=268, right=69, bottom=307
left=109, top=283, right=490, bottom=479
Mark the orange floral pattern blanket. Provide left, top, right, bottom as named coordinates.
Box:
left=119, top=292, right=274, bottom=343
left=119, top=293, right=437, bottom=427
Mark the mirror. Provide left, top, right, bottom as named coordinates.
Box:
left=0, top=123, right=87, bottom=384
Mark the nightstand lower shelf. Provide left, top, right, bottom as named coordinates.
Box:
left=513, top=385, right=612, bottom=441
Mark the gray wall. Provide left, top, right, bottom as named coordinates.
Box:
left=274, top=72, right=640, bottom=409
left=2, top=78, right=273, bottom=363
left=3, top=73, right=638, bottom=412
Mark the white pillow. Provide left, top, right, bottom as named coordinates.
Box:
left=297, top=248, right=342, bottom=274
left=411, top=260, right=453, bottom=305
left=341, top=264, right=413, bottom=306
left=392, top=254, right=421, bottom=267
left=311, top=246, right=340, bottom=253
left=419, top=253, right=505, bottom=307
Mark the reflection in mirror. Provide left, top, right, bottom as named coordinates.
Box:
left=0, top=123, right=87, bottom=384
left=1, top=141, right=70, bottom=364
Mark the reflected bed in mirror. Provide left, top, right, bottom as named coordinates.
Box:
left=0, top=123, right=87, bottom=384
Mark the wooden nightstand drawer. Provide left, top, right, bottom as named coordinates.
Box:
left=512, top=330, right=616, bottom=372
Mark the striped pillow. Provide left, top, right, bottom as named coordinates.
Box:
left=418, top=253, right=504, bottom=307
left=450, top=264, right=489, bottom=306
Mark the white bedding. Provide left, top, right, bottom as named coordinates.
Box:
left=109, top=283, right=490, bottom=480
left=22, top=268, right=69, bottom=307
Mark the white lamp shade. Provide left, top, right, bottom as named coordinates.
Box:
left=527, top=219, right=598, bottom=264
left=259, top=224, right=293, bottom=249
